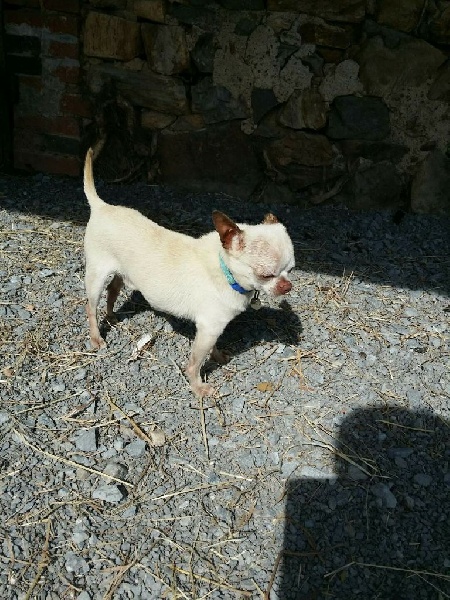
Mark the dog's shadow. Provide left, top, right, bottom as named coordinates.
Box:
left=100, top=291, right=302, bottom=372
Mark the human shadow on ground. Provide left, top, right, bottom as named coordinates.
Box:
left=278, top=405, right=450, bottom=600
left=100, top=291, right=302, bottom=373
left=1, top=176, right=449, bottom=296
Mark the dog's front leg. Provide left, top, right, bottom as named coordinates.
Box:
left=186, top=324, right=224, bottom=397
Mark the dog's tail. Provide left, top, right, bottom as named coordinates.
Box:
left=84, top=147, right=104, bottom=209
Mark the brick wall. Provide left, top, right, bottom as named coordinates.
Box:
left=4, top=0, right=89, bottom=176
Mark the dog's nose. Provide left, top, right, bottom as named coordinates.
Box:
left=277, top=278, right=292, bottom=295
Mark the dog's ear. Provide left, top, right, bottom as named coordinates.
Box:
left=212, top=211, right=242, bottom=249
left=263, top=213, right=279, bottom=224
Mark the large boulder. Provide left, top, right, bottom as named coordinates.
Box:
left=84, top=12, right=141, bottom=61
left=327, top=96, right=390, bottom=141
left=411, top=149, right=450, bottom=215
left=279, top=88, right=327, bottom=130
left=133, top=0, right=166, bottom=23
left=357, top=37, right=446, bottom=98
left=158, top=122, right=262, bottom=198
left=266, top=131, right=333, bottom=169
left=267, top=0, right=365, bottom=23
left=87, top=65, right=188, bottom=115
left=428, top=61, right=450, bottom=102
left=191, top=77, right=249, bottom=124
left=141, top=24, right=189, bottom=75
left=343, top=162, right=404, bottom=210
left=375, top=0, right=424, bottom=33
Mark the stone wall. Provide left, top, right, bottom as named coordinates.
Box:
left=4, top=0, right=89, bottom=176
left=4, top=0, right=450, bottom=212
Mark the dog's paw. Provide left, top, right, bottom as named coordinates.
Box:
left=90, top=336, right=106, bottom=350
left=192, top=382, right=216, bottom=398
left=210, top=347, right=231, bottom=365
left=105, top=314, right=119, bottom=325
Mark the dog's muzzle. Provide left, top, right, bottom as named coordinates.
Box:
left=275, top=277, right=292, bottom=295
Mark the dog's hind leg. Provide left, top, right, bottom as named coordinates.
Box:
left=106, top=274, right=123, bottom=323
left=85, top=261, right=114, bottom=349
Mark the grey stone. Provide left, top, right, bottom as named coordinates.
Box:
left=51, top=382, right=66, bottom=393
left=39, top=269, right=54, bottom=277
left=371, top=483, right=397, bottom=508
left=191, top=77, right=249, bottom=124
left=219, top=0, right=264, bottom=8
left=103, top=462, right=129, bottom=480
left=74, top=455, right=92, bottom=466
left=341, top=140, right=408, bottom=164
left=343, top=161, right=403, bottom=210
left=72, top=530, right=89, bottom=545
left=300, top=465, right=335, bottom=479
left=266, top=131, right=333, bottom=169
left=84, top=11, right=140, bottom=61
left=101, top=448, right=116, bottom=459
left=258, top=181, right=298, bottom=205
left=406, top=389, right=423, bottom=408
left=387, top=448, right=413, bottom=459
left=158, top=122, right=261, bottom=198
left=404, top=495, right=415, bottom=510
left=269, top=451, right=280, bottom=465
left=168, top=4, right=218, bottom=29
left=92, top=485, right=125, bottom=503
left=428, top=6, right=450, bottom=45
left=125, top=439, right=146, bottom=457
left=0, top=412, right=10, bottom=425
left=142, top=109, right=176, bottom=130
left=348, top=464, right=368, bottom=480
left=266, top=0, right=365, bottom=22
left=428, top=61, right=450, bottom=102
left=279, top=87, right=327, bottom=130
left=232, top=397, right=245, bottom=413
left=122, top=505, right=137, bottom=518
left=394, top=457, right=408, bottom=469
left=251, top=88, right=279, bottom=124
left=414, top=473, right=432, bottom=487
left=142, top=23, right=189, bottom=76
left=358, top=37, right=446, bottom=97
left=328, top=497, right=337, bottom=510
left=15, top=308, right=31, bottom=320
left=327, top=95, right=390, bottom=141
left=75, top=429, right=97, bottom=452
left=36, top=413, right=55, bottom=428
left=134, top=0, right=165, bottom=22
left=281, top=460, right=300, bottom=477
left=376, top=0, right=423, bottom=33
left=191, top=33, right=216, bottom=74
left=65, top=552, right=89, bottom=574
left=87, top=64, right=188, bottom=115
left=73, top=368, right=87, bottom=381
left=298, top=18, right=354, bottom=49
left=235, top=16, right=259, bottom=36
left=411, top=149, right=450, bottom=216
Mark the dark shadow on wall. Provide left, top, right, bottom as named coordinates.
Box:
left=278, top=405, right=450, bottom=600
left=0, top=175, right=449, bottom=296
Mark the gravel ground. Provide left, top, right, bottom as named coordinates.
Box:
left=0, top=174, right=449, bottom=600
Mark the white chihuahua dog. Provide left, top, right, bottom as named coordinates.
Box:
left=83, top=148, right=295, bottom=396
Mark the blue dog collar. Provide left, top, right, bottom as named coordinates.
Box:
left=219, top=254, right=250, bottom=295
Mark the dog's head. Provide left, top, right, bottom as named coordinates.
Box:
left=212, top=211, right=295, bottom=296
